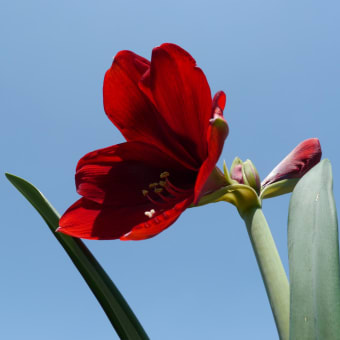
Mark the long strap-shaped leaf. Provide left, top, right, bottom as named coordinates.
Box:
left=6, top=173, right=149, bottom=340
left=288, top=159, right=340, bottom=340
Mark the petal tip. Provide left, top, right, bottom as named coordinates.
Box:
left=261, top=138, right=322, bottom=188
left=212, top=91, right=227, bottom=112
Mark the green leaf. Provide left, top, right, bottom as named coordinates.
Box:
left=288, top=159, right=340, bottom=340
left=5, top=173, right=149, bottom=340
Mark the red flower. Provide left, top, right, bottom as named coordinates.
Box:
left=58, top=43, right=228, bottom=241
left=261, top=138, right=322, bottom=188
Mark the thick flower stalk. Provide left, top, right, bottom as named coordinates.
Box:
left=58, top=43, right=228, bottom=240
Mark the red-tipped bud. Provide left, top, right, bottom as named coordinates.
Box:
left=261, top=138, right=322, bottom=188
left=230, top=157, right=261, bottom=194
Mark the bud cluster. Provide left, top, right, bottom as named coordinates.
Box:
left=230, top=157, right=261, bottom=195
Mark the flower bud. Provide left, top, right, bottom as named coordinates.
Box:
left=230, top=157, right=244, bottom=184
left=261, top=138, right=321, bottom=188
left=242, top=160, right=261, bottom=195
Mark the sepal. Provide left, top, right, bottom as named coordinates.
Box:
left=223, top=160, right=238, bottom=185
left=260, top=178, right=299, bottom=199
left=196, top=182, right=261, bottom=216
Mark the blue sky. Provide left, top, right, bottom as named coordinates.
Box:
left=1, top=1, right=339, bottom=339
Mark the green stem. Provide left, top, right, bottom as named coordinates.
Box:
left=241, top=207, right=289, bottom=340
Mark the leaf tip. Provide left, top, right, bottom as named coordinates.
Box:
left=5, top=172, right=12, bottom=179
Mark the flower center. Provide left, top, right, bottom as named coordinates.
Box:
left=142, top=171, right=191, bottom=218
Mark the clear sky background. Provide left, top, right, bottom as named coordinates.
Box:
left=1, top=1, right=339, bottom=339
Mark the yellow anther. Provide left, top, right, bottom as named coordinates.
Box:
left=154, top=187, right=163, bottom=193
left=149, top=182, right=159, bottom=188
left=160, top=171, right=170, bottom=178
left=142, top=190, right=149, bottom=196
left=159, top=180, right=166, bottom=187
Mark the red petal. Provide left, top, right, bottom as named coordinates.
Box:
left=58, top=195, right=193, bottom=240
left=261, top=138, right=322, bottom=187
left=212, top=91, right=226, bottom=113
left=76, top=141, right=195, bottom=206
left=103, top=51, right=156, bottom=142
left=139, top=43, right=212, bottom=164
left=104, top=50, right=200, bottom=171
left=120, top=197, right=192, bottom=241
left=58, top=198, right=155, bottom=240
left=193, top=92, right=229, bottom=203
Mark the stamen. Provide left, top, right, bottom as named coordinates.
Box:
left=165, top=178, right=191, bottom=193
left=155, top=191, right=174, bottom=203
left=162, top=183, right=179, bottom=196
left=144, top=209, right=156, bottom=218
left=142, top=171, right=191, bottom=208
left=144, top=192, right=164, bottom=206
left=160, top=171, right=170, bottom=178
left=149, top=182, right=159, bottom=188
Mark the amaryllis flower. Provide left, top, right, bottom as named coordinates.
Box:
left=58, top=43, right=228, bottom=241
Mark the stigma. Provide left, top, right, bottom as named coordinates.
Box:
left=144, top=209, right=156, bottom=218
